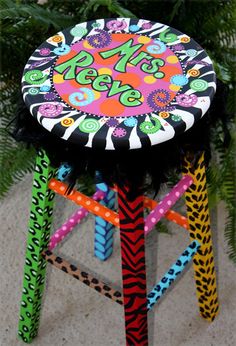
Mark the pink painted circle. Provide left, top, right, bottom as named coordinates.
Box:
left=53, top=33, right=183, bottom=117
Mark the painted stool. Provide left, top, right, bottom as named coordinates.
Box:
left=18, top=18, right=219, bottom=345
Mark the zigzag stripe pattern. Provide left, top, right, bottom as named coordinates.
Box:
left=118, top=185, right=148, bottom=346
left=95, top=181, right=116, bottom=261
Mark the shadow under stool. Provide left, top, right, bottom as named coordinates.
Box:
left=17, top=18, right=219, bottom=346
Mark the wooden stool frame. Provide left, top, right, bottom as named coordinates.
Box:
left=18, top=149, right=219, bottom=345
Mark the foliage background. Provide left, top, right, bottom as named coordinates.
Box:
left=0, top=0, right=235, bottom=261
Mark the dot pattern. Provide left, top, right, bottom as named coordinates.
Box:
left=145, top=175, right=193, bottom=234
left=22, top=18, right=216, bottom=150
left=48, top=179, right=120, bottom=227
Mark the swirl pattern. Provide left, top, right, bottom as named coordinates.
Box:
left=70, top=26, right=87, bottom=37
left=180, top=36, right=190, bottom=43
left=106, top=20, right=127, bottom=31
left=69, top=88, right=94, bottom=107
left=50, top=35, right=63, bottom=43
left=159, top=29, right=177, bottom=43
left=187, top=69, right=200, bottom=77
left=24, top=70, right=48, bottom=85
left=190, top=79, right=208, bottom=91
left=147, top=89, right=171, bottom=111
left=38, top=103, right=63, bottom=117
left=61, top=118, right=74, bottom=127
left=139, top=117, right=161, bottom=134
left=147, top=40, right=166, bottom=54
left=79, top=119, right=100, bottom=133
left=176, top=94, right=198, bottom=107
left=28, top=88, right=39, bottom=95
left=22, top=18, right=216, bottom=151
left=186, top=49, right=197, bottom=57
left=159, top=111, right=170, bottom=118
left=87, top=29, right=111, bottom=48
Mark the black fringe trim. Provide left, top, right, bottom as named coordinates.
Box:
left=11, top=80, right=230, bottom=200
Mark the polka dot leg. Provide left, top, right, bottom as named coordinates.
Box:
left=94, top=177, right=116, bottom=261
left=18, top=150, right=56, bottom=343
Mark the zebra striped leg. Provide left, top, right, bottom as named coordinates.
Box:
left=118, top=185, right=148, bottom=346
left=94, top=181, right=116, bottom=261
left=18, top=150, right=55, bottom=343
left=182, top=152, right=219, bottom=321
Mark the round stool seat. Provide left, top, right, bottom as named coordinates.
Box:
left=22, top=18, right=216, bottom=150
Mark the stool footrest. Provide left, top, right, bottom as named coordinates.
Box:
left=48, top=179, right=120, bottom=227
left=49, top=190, right=105, bottom=250
left=147, top=240, right=201, bottom=310
left=144, top=197, right=189, bottom=230
left=42, top=250, right=123, bottom=305
left=145, top=175, right=193, bottom=235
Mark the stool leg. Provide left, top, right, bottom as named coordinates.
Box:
left=118, top=185, right=148, bottom=346
left=18, top=149, right=56, bottom=343
left=94, top=181, right=115, bottom=261
left=182, top=152, right=219, bottom=321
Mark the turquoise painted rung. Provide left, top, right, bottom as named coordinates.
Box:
left=94, top=172, right=116, bottom=261
left=57, top=163, right=72, bottom=181
left=147, top=240, right=201, bottom=310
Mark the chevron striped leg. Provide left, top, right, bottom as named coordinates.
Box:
left=18, top=149, right=56, bottom=343
left=94, top=180, right=116, bottom=261
left=182, top=152, right=219, bottom=321
left=118, top=185, right=148, bottom=346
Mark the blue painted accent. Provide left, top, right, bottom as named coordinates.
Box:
left=95, top=233, right=107, bottom=245
left=95, top=217, right=107, bottom=227
left=147, top=240, right=201, bottom=310
left=94, top=242, right=106, bottom=252
left=94, top=174, right=116, bottom=261
left=57, top=164, right=72, bottom=181
left=96, top=182, right=108, bottom=192
left=95, top=246, right=113, bottom=260
left=95, top=225, right=106, bottom=235
left=94, top=236, right=113, bottom=252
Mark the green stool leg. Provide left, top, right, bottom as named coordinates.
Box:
left=18, top=149, right=56, bottom=343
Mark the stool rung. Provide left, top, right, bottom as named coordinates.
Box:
left=110, top=186, right=189, bottom=230
left=144, top=197, right=189, bottom=230
left=49, top=179, right=120, bottom=227
left=49, top=190, right=105, bottom=250
left=147, top=240, right=201, bottom=311
left=145, top=175, right=193, bottom=235
left=42, top=250, right=123, bottom=304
